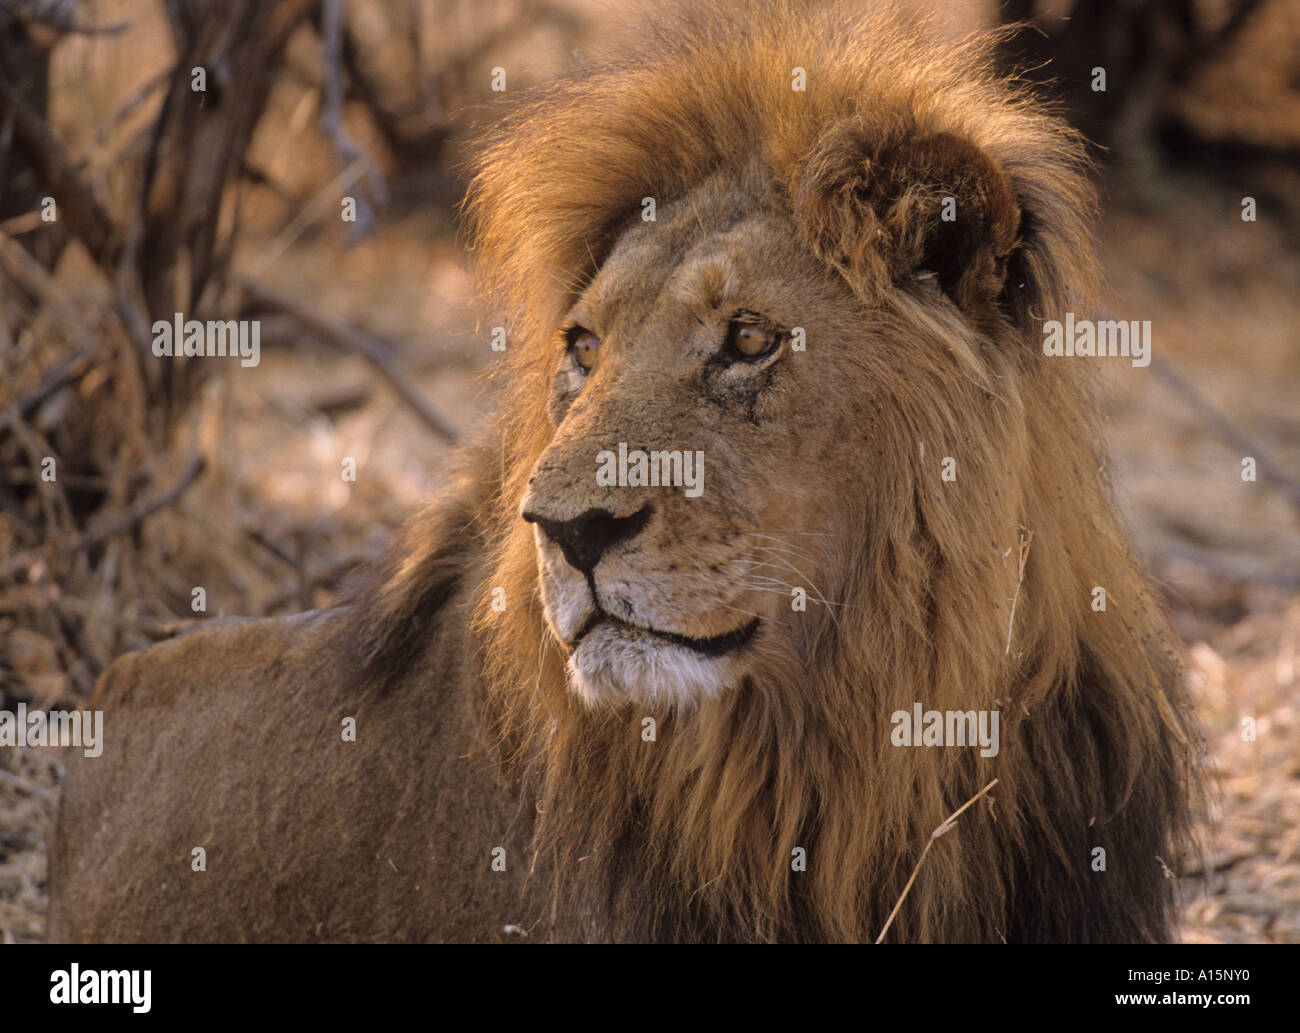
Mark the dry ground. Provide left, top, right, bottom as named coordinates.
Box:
left=4, top=175, right=1296, bottom=944
left=2, top=0, right=1297, bottom=945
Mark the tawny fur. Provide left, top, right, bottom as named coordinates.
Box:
left=50, top=1, right=1200, bottom=943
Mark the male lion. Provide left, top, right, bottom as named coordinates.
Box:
left=50, top=2, right=1198, bottom=943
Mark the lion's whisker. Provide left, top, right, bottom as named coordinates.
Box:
left=714, top=602, right=767, bottom=623
left=745, top=550, right=833, bottom=610
left=735, top=583, right=849, bottom=609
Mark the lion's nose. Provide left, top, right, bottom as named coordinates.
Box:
left=522, top=505, right=652, bottom=575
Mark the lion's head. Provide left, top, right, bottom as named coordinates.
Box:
left=511, top=111, right=1037, bottom=706
left=357, top=2, right=1196, bottom=942
left=471, top=7, right=1088, bottom=717
left=516, top=167, right=857, bottom=707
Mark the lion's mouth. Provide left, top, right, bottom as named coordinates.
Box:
left=570, top=613, right=760, bottom=657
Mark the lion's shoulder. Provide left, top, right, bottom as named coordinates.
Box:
left=89, top=609, right=350, bottom=713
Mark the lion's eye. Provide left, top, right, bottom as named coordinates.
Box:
left=726, top=320, right=781, bottom=360
left=567, top=327, right=600, bottom=372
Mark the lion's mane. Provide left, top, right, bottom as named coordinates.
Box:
left=360, top=1, right=1199, bottom=942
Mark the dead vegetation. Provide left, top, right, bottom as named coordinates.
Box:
left=1, top=0, right=1298, bottom=943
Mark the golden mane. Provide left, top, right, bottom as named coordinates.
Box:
left=357, top=1, right=1199, bottom=941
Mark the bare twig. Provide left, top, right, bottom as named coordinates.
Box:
left=78, top=455, right=207, bottom=551
left=1150, top=540, right=1300, bottom=591
left=0, top=766, right=56, bottom=801
left=320, top=0, right=385, bottom=240
left=1004, top=526, right=1033, bottom=656
left=1189, top=0, right=1269, bottom=68
left=262, top=549, right=376, bottom=612
left=0, top=226, right=92, bottom=322
left=0, top=455, right=206, bottom=581
left=1147, top=350, right=1300, bottom=513
left=89, top=67, right=171, bottom=150
left=0, top=343, right=96, bottom=438
left=0, top=76, right=119, bottom=267
left=294, top=530, right=313, bottom=611
left=875, top=779, right=999, bottom=944
left=1, top=0, right=129, bottom=37
left=248, top=529, right=298, bottom=568
left=242, top=278, right=459, bottom=442
left=244, top=156, right=368, bottom=278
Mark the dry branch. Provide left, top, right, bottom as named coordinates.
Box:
left=0, top=76, right=119, bottom=267
left=77, top=454, right=206, bottom=552
left=0, top=767, right=56, bottom=801
left=0, top=455, right=206, bottom=582
left=0, top=343, right=96, bottom=438
left=875, top=780, right=1000, bottom=944
left=242, top=278, right=458, bottom=442
left=262, top=549, right=376, bottom=613
left=1149, top=353, right=1300, bottom=513
left=1152, top=541, right=1300, bottom=590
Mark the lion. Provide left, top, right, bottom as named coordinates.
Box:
left=49, top=1, right=1199, bottom=943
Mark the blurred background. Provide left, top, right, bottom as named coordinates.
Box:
left=0, top=0, right=1296, bottom=943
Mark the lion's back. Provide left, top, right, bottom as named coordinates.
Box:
left=51, top=611, right=342, bottom=941
left=49, top=606, right=532, bottom=943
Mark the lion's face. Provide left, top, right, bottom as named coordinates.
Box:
left=520, top=174, right=881, bottom=708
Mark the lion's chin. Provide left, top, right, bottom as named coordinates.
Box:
left=566, top=620, right=741, bottom=710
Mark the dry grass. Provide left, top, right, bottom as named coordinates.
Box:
left=1, top=0, right=1297, bottom=944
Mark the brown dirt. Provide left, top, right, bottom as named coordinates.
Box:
left=2, top=0, right=1297, bottom=945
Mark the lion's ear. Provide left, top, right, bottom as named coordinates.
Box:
left=795, top=126, right=1021, bottom=320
